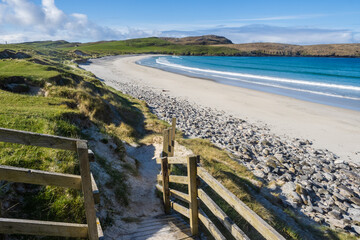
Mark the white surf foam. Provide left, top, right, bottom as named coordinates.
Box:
left=156, top=57, right=360, bottom=92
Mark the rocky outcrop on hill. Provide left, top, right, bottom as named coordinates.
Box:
left=161, top=35, right=233, bottom=45
left=0, top=49, right=31, bottom=59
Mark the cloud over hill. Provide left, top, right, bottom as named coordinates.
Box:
left=0, top=0, right=358, bottom=44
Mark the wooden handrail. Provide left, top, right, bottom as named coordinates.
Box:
left=171, top=189, right=190, bottom=203
left=197, top=167, right=285, bottom=240
left=156, top=156, right=188, bottom=164
left=170, top=201, right=189, bottom=218
left=198, top=210, right=226, bottom=240
left=0, top=127, right=84, bottom=151
left=0, top=218, right=88, bottom=238
left=156, top=174, right=188, bottom=184
left=198, top=189, right=250, bottom=240
left=0, top=165, right=82, bottom=189
left=91, top=173, right=100, bottom=204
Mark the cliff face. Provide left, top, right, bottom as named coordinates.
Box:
left=161, top=35, right=233, bottom=45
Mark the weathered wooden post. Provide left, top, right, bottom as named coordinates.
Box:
left=161, top=129, right=171, bottom=214
left=188, top=156, right=199, bottom=235
left=169, top=118, right=176, bottom=157
left=76, top=141, right=98, bottom=240
left=162, top=128, right=169, bottom=157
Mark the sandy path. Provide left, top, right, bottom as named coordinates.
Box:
left=81, top=55, right=360, bottom=163
left=84, top=124, right=196, bottom=239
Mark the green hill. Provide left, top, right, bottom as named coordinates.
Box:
left=62, top=37, right=241, bottom=56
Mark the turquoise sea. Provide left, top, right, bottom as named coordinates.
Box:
left=137, top=56, right=360, bottom=111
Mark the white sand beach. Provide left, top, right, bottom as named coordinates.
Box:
left=82, top=55, right=360, bottom=163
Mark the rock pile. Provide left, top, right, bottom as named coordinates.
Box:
left=108, top=80, right=360, bottom=235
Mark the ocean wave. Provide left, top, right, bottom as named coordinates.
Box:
left=219, top=75, right=360, bottom=101
left=156, top=57, right=360, bottom=92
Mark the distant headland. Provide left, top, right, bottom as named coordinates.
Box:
left=1, top=35, right=360, bottom=58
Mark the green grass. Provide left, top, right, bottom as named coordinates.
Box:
left=0, top=60, right=60, bottom=85
left=62, top=37, right=242, bottom=57
left=0, top=47, right=145, bottom=233
left=0, top=90, right=85, bottom=229
left=0, top=47, right=147, bottom=235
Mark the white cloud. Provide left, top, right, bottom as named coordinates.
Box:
left=2, top=0, right=44, bottom=26
left=0, top=0, right=358, bottom=45
left=42, top=0, right=65, bottom=27
left=0, top=0, right=147, bottom=43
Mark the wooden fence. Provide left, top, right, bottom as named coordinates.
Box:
left=156, top=118, right=285, bottom=240
left=0, top=128, right=103, bottom=240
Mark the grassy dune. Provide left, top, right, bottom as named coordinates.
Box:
left=0, top=60, right=59, bottom=81
left=0, top=50, right=144, bottom=231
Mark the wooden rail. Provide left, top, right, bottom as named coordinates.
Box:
left=0, top=128, right=103, bottom=240
left=0, top=218, right=88, bottom=238
left=0, top=127, right=80, bottom=151
left=0, top=165, right=82, bottom=189
left=157, top=118, right=285, bottom=240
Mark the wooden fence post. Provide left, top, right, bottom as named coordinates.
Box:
left=76, top=141, right=98, bottom=240
left=161, top=130, right=171, bottom=214
left=162, top=129, right=169, bottom=157
left=169, top=118, right=176, bottom=157
left=161, top=156, right=170, bottom=214
left=188, top=156, right=199, bottom=235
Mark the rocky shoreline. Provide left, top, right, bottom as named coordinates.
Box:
left=104, top=77, right=360, bottom=235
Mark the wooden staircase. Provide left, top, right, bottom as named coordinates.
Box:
left=115, top=214, right=195, bottom=240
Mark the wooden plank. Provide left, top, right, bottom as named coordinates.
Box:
left=170, top=175, right=188, bottom=184
left=170, top=189, right=189, bottom=203
left=157, top=174, right=188, bottom=185
left=197, top=167, right=285, bottom=240
left=188, top=156, right=199, bottom=235
left=0, top=128, right=81, bottom=151
left=0, top=165, right=81, bottom=189
left=155, top=181, right=189, bottom=202
left=167, top=128, right=171, bottom=156
left=96, top=218, right=104, bottom=240
left=169, top=118, right=176, bottom=157
left=88, top=149, right=95, bottom=162
left=162, top=129, right=169, bottom=157
left=198, top=210, right=226, bottom=240
left=77, top=141, right=98, bottom=240
left=91, top=173, right=100, bottom=204
left=198, top=189, right=250, bottom=240
left=0, top=218, right=88, bottom=238
left=161, top=157, right=170, bottom=214
left=156, top=156, right=188, bottom=165
left=170, top=201, right=189, bottom=218
left=156, top=183, right=163, bottom=192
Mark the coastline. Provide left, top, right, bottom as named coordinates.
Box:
left=83, top=55, right=360, bottom=163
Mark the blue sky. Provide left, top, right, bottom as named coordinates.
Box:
left=0, top=0, right=359, bottom=44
